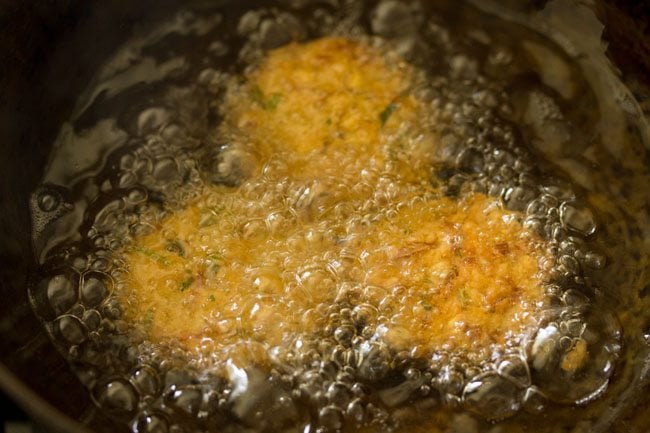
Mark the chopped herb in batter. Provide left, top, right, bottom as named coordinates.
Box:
left=458, top=287, right=469, bottom=307
left=135, top=246, right=171, bottom=267
left=380, top=102, right=398, bottom=126
left=166, top=239, right=186, bottom=257
left=251, top=85, right=283, bottom=111
left=179, top=275, right=195, bottom=292
left=143, top=309, right=154, bottom=331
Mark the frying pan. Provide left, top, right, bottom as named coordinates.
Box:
left=0, top=0, right=649, bottom=432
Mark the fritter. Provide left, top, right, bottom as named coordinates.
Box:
left=119, top=37, right=548, bottom=364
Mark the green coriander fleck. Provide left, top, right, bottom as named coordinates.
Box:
left=380, top=102, right=398, bottom=126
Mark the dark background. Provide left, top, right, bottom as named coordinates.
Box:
left=1, top=389, right=29, bottom=432
left=1, top=390, right=54, bottom=433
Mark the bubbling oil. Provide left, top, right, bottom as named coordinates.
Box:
left=117, top=37, right=552, bottom=361
left=28, top=1, right=646, bottom=433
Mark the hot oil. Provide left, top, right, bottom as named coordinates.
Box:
left=27, top=1, right=650, bottom=433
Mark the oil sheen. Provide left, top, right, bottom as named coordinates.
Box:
left=28, top=1, right=650, bottom=433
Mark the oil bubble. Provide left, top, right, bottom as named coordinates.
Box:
left=47, top=274, right=79, bottom=315
left=372, top=1, right=422, bottom=39
left=80, top=273, right=110, bottom=307
left=133, top=413, right=169, bottom=433
left=126, top=188, right=148, bottom=204
left=345, top=398, right=365, bottom=424
left=456, top=147, right=484, bottom=174
left=153, top=158, right=179, bottom=183
left=38, top=192, right=61, bottom=212
left=258, top=19, right=294, bottom=50
left=137, top=107, right=171, bottom=136
left=378, top=374, right=424, bottom=407
left=462, top=373, right=521, bottom=421
left=94, top=378, right=139, bottom=418
left=357, top=343, right=391, bottom=382
left=119, top=172, right=138, bottom=189
left=54, top=315, right=87, bottom=345
left=237, top=11, right=261, bottom=36
left=560, top=203, right=596, bottom=236
left=82, top=309, right=102, bottom=331
left=165, top=386, right=203, bottom=417
left=502, top=186, right=534, bottom=212
left=530, top=312, right=620, bottom=405
left=497, top=355, right=531, bottom=388
left=132, top=365, right=161, bottom=397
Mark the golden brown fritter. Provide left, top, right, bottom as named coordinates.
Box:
left=356, top=193, right=548, bottom=353
left=121, top=189, right=548, bottom=357
left=223, top=36, right=435, bottom=182
left=118, top=37, right=549, bottom=362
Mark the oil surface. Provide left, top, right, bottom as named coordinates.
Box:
left=28, top=1, right=650, bottom=433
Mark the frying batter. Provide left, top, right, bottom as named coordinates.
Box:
left=118, top=37, right=549, bottom=362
